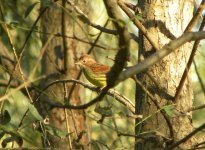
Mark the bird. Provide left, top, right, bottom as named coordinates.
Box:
left=75, top=54, right=110, bottom=87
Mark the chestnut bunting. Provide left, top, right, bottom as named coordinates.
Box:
left=75, top=54, right=110, bottom=87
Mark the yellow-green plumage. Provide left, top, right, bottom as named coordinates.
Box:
left=83, top=66, right=107, bottom=87
left=76, top=55, right=110, bottom=87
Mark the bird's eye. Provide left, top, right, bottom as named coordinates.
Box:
left=83, top=60, right=86, bottom=63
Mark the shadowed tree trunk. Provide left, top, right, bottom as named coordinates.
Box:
left=135, top=1, right=200, bottom=149
left=36, top=0, right=89, bottom=149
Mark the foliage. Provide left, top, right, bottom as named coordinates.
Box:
left=0, top=0, right=205, bottom=149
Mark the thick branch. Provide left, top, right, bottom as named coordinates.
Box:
left=117, top=31, right=205, bottom=84
left=103, top=0, right=130, bottom=87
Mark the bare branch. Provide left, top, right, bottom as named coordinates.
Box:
left=166, top=123, right=205, bottom=150
left=174, top=16, right=205, bottom=101
left=185, top=0, right=205, bottom=32
left=193, top=60, right=205, bottom=95
left=103, top=0, right=130, bottom=87
left=117, top=31, right=205, bottom=84
left=35, top=79, right=135, bottom=113
left=133, top=77, right=174, bottom=141
left=66, top=0, right=118, bottom=35
left=188, top=104, right=205, bottom=112
left=118, top=0, right=160, bottom=51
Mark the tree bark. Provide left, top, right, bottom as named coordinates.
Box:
left=36, top=0, right=89, bottom=149
left=135, top=0, right=198, bottom=149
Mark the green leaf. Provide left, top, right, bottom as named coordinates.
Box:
left=0, top=124, right=37, bottom=147
left=46, top=125, right=72, bottom=138
left=0, top=124, right=15, bottom=133
left=116, top=111, right=125, bottom=117
left=28, top=103, right=43, bottom=121
left=89, top=140, right=101, bottom=150
left=0, top=132, right=5, bottom=140
left=134, top=14, right=144, bottom=21
left=40, top=0, right=54, bottom=8
left=94, top=105, right=112, bottom=117
left=1, top=110, right=11, bottom=125
left=24, top=2, right=39, bottom=18
left=163, top=105, right=175, bottom=117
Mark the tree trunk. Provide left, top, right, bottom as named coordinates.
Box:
left=135, top=0, right=198, bottom=149
left=36, top=1, right=89, bottom=149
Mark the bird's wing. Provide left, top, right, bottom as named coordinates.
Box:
left=90, top=64, right=110, bottom=74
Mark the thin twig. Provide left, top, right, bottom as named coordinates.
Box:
left=174, top=16, right=205, bottom=101
left=193, top=141, right=205, bottom=149
left=185, top=0, right=205, bottom=32
left=188, top=104, right=205, bottom=112
left=0, top=5, right=47, bottom=106
left=133, top=77, right=174, bottom=141
left=66, top=0, right=118, bottom=35
left=193, top=60, right=205, bottom=96
left=17, top=109, right=29, bottom=131
left=35, top=79, right=135, bottom=113
left=117, top=0, right=160, bottom=51
left=166, top=123, right=205, bottom=150
left=63, top=83, right=73, bottom=149
left=118, top=131, right=170, bottom=141
left=0, top=21, right=117, bottom=51
left=62, top=0, right=69, bottom=74
left=3, top=24, right=33, bottom=103
left=0, top=76, right=45, bottom=102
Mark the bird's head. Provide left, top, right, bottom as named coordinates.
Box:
left=75, top=54, right=96, bottom=68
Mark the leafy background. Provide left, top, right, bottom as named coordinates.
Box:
left=0, top=0, right=204, bottom=148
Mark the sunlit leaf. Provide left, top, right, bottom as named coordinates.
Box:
left=45, top=125, right=72, bottom=138
left=134, top=14, right=144, bottom=21
left=163, top=105, right=175, bottom=117
left=28, top=103, right=43, bottom=121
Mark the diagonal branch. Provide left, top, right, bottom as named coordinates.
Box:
left=185, top=0, right=205, bottom=32
left=133, top=77, right=174, bottom=141
left=166, top=123, right=205, bottom=150
left=118, top=0, right=160, bottom=51
left=174, top=16, right=205, bottom=101
left=66, top=0, right=118, bottom=35
left=35, top=79, right=135, bottom=113
left=103, top=0, right=130, bottom=87
left=117, top=31, right=205, bottom=85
